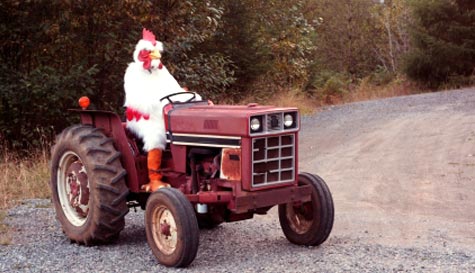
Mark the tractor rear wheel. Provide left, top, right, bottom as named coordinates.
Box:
left=278, top=172, right=334, bottom=246
left=145, top=188, right=199, bottom=267
left=50, top=125, right=129, bottom=245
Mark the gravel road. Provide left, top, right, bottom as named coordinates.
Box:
left=1, top=88, right=475, bottom=272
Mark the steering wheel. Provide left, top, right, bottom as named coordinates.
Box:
left=160, top=91, right=197, bottom=104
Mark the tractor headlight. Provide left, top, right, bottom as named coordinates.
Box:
left=250, top=117, right=261, bottom=131
left=283, top=112, right=298, bottom=129
left=284, top=114, right=293, bottom=128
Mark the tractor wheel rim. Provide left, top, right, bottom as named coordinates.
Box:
left=57, top=151, right=90, bottom=227
left=286, top=201, right=314, bottom=234
left=152, top=205, right=178, bottom=255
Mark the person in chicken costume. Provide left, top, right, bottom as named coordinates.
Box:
left=124, top=28, right=201, bottom=192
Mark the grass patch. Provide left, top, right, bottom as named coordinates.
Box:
left=341, top=76, right=422, bottom=103
left=0, top=147, right=51, bottom=210
left=265, top=88, right=319, bottom=115
left=0, top=210, right=11, bottom=245
left=240, top=76, right=423, bottom=114
left=33, top=201, right=53, bottom=209
left=0, top=146, right=51, bottom=246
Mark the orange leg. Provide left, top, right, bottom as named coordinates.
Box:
left=141, top=148, right=170, bottom=192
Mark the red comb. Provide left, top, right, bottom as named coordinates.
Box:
left=142, top=28, right=156, bottom=44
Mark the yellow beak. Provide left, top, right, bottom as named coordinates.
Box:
left=149, top=50, right=161, bottom=60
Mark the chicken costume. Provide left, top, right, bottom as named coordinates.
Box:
left=124, top=28, right=200, bottom=191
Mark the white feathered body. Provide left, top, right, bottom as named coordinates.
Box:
left=124, top=63, right=184, bottom=151
left=124, top=36, right=202, bottom=151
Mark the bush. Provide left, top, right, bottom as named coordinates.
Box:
left=0, top=64, right=98, bottom=150
left=369, top=67, right=396, bottom=86
left=0, top=0, right=234, bottom=150
left=306, top=70, right=350, bottom=100
left=404, top=0, right=475, bottom=88
left=174, top=53, right=236, bottom=101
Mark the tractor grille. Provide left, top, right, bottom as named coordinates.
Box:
left=266, top=113, right=282, bottom=132
left=252, top=134, right=295, bottom=187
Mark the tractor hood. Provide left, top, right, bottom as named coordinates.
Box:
left=167, top=103, right=299, bottom=137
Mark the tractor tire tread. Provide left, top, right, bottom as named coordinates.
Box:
left=110, top=210, right=129, bottom=225
left=145, top=188, right=199, bottom=267
left=278, top=172, right=334, bottom=246
left=112, top=189, right=130, bottom=206
left=111, top=169, right=127, bottom=184
left=78, top=132, right=103, bottom=143
left=93, top=164, right=118, bottom=174
left=300, top=172, right=334, bottom=245
left=99, top=204, right=124, bottom=216
left=50, top=125, right=129, bottom=246
left=86, top=147, right=111, bottom=155
left=99, top=137, right=114, bottom=146
left=96, top=182, right=120, bottom=194
left=105, top=152, right=121, bottom=164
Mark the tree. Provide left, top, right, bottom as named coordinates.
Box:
left=404, top=0, right=475, bottom=87
left=310, top=0, right=380, bottom=77
left=0, top=0, right=234, bottom=149
left=371, top=0, right=411, bottom=73
left=138, top=1, right=236, bottom=100
left=200, top=0, right=317, bottom=101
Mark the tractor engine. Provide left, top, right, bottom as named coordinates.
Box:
left=188, top=148, right=221, bottom=192
left=164, top=103, right=299, bottom=191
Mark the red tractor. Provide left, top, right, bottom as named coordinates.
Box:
left=50, top=93, right=334, bottom=267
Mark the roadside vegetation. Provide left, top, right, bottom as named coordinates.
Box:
left=0, top=146, right=50, bottom=210
left=1, top=0, right=474, bottom=151
left=0, top=210, right=10, bottom=245
left=0, top=145, right=50, bottom=244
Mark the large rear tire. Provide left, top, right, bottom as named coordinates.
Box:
left=278, top=172, right=334, bottom=246
left=50, top=125, right=129, bottom=245
left=145, top=188, right=199, bottom=267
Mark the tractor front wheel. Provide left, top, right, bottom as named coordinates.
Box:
left=278, top=172, right=334, bottom=246
left=50, top=125, right=129, bottom=245
left=145, top=188, right=199, bottom=267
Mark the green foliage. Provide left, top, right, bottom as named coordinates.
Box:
left=254, top=1, right=316, bottom=86
left=0, top=0, right=235, bottom=150
left=307, top=70, right=350, bottom=99
left=310, top=0, right=382, bottom=77
left=404, top=0, right=475, bottom=87
left=370, top=0, right=412, bottom=73
left=0, top=63, right=97, bottom=149
left=141, top=1, right=236, bottom=98
left=2, top=0, right=471, bottom=151
left=322, top=75, right=350, bottom=97
left=368, top=67, right=397, bottom=86
left=175, top=53, right=236, bottom=101
left=202, top=0, right=317, bottom=100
